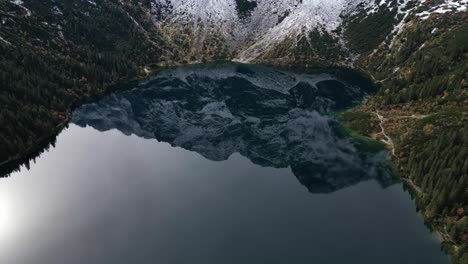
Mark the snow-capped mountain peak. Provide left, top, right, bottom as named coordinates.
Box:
left=138, top=0, right=467, bottom=63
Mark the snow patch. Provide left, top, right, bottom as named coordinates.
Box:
left=146, top=0, right=467, bottom=61
left=237, top=0, right=372, bottom=62
left=416, top=0, right=467, bottom=20
left=10, top=0, right=31, bottom=17
left=0, top=36, right=12, bottom=46
left=52, top=6, right=63, bottom=16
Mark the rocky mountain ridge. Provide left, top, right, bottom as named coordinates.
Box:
left=130, top=0, right=467, bottom=64
left=3, top=0, right=467, bottom=65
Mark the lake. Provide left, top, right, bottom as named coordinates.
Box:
left=0, top=64, right=449, bottom=264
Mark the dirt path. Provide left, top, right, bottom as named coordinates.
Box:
left=402, top=178, right=423, bottom=194
left=373, top=111, right=462, bottom=251
left=375, top=111, right=396, bottom=156
left=374, top=111, right=430, bottom=157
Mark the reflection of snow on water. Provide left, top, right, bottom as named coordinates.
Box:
left=73, top=64, right=393, bottom=193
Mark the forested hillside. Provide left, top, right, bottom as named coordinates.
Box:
left=0, top=0, right=165, bottom=165
left=344, top=12, right=468, bottom=264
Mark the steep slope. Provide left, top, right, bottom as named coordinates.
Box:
left=145, top=0, right=372, bottom=63
left=0, top=0, right=167, bottom=165
left=236, top=0, right=370, bottom=64
left=146, top=0, right=303, bottom=62
left=131, top=0, right=467, bottom=65
left=2, top=1, right=466, bottom=65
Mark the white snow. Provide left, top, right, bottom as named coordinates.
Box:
left=236, top=0, right=373, bottom=61
left=51, top=6, right=63, bottom=16
left=417, top=0, right=467, bottom=20
left=198, top=102, right=234, bottom=119
left=0, top=36, right=12, bottom=46
left=10, top=0, right=31, bottom=17
left=146, top=0, right=467, bottom=61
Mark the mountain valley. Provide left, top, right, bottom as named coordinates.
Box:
left=0, top=1, right=467, bottom=262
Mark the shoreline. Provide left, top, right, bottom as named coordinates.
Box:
left=0, top=61, right=371, bottom=175
left=0, top=62, right=463, bottom=259
left=361, top=107, right=464, bottom=256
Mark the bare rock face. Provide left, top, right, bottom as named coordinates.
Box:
left=146, top=0, right=369, bottom=62
left=119, top=0, right=467, bottom=64
left=2, top=1, right=465, bottom=65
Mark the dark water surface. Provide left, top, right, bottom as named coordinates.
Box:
left=0, top=64, right=449, bottom=264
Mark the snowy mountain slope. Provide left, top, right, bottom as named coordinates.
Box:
left=146, top=0, right=372, bottom=62
left=135, top=0, right=467, bottom=64
left=236, top=0, right=372, bottom=62
left=1, top=0, right=466, bottom=64
left=146, top=0, right=302, bottom=61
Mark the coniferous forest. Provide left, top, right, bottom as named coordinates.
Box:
left=0, top=0, right=164, bottom=164
left=343, top=12, right=467, bottom=263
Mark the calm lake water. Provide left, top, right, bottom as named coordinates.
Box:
left=0, top=64, right=449, bottom=264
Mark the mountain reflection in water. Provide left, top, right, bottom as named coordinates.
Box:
left=73, top=64, right=395, bottom=193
